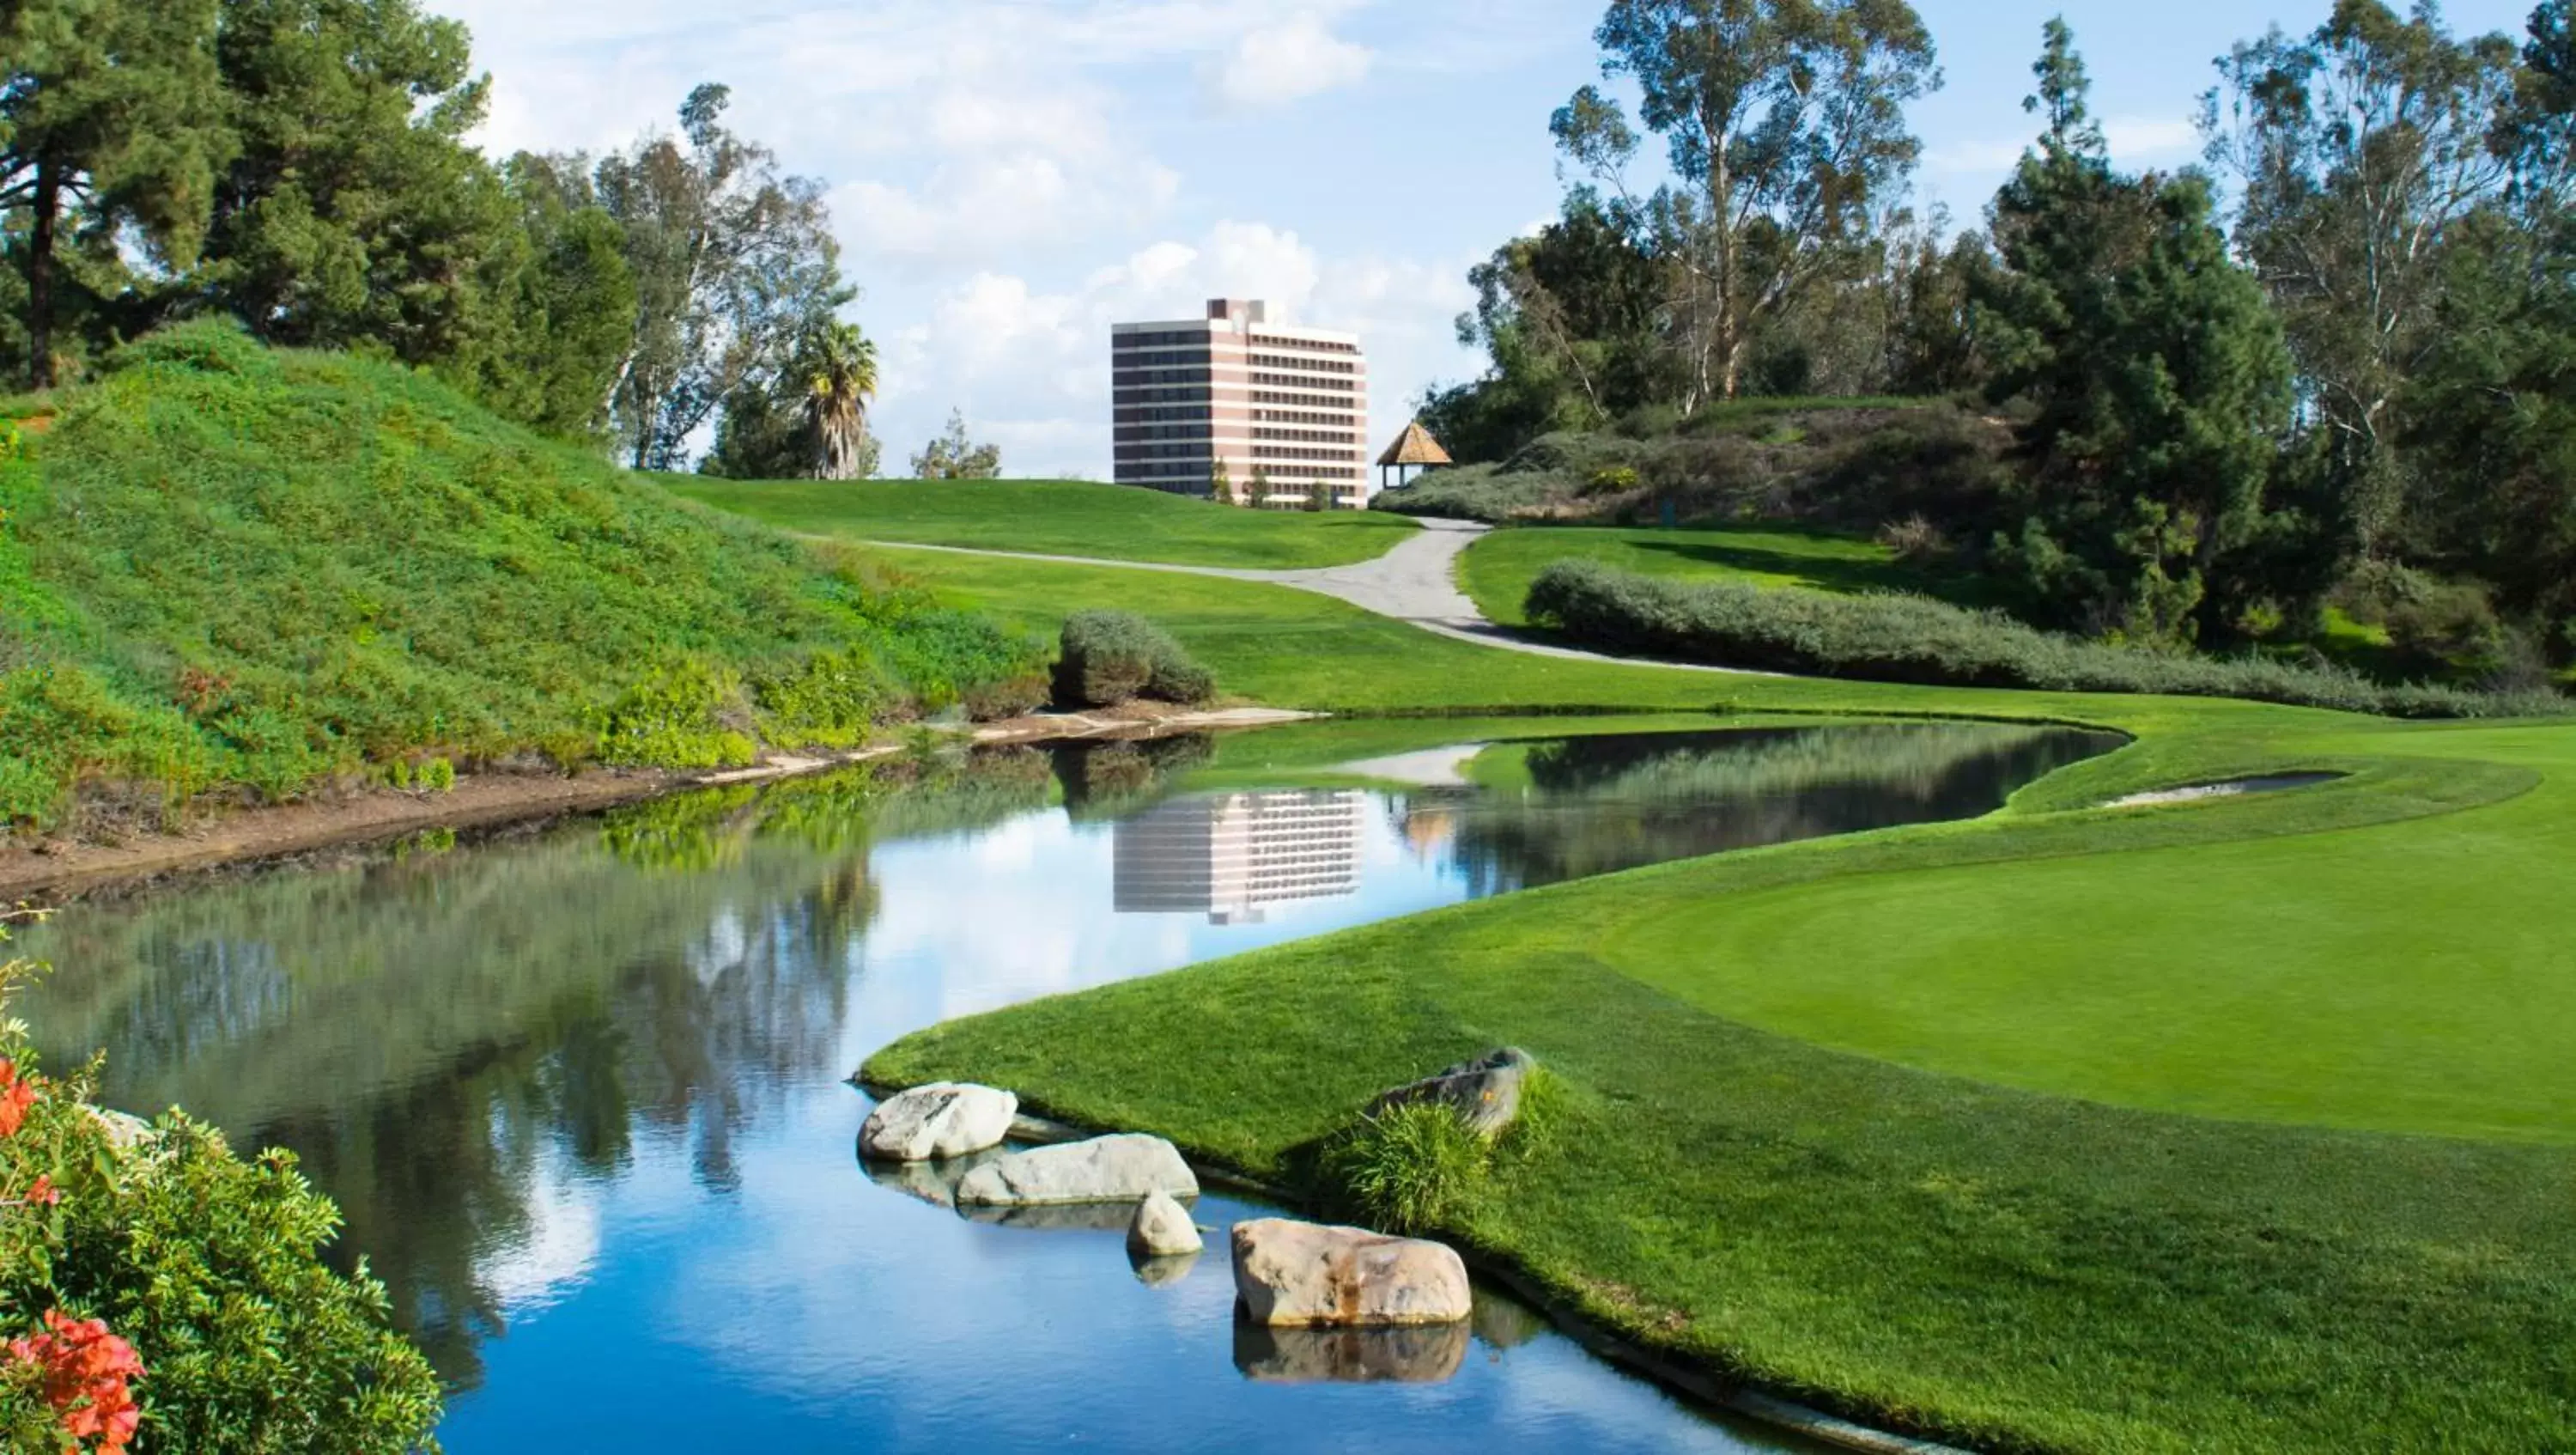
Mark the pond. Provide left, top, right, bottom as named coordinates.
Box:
left=19, top=717, right=2114, bottom=1452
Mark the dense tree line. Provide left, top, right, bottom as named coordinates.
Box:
left=1430, top=0, right=2576, bottom=680
left=0, top=0, right=880, bottom=479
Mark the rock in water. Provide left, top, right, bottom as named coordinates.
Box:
left=1127, top=1190, right=1204, bottom=1258
left=860, top=1083, right=1019, bottom=1162
left=955, top=1134, right=1199, bottom=1206
left=1370, top=1047, right=1535, bottom=1139
left=1230, top=1219, right=1473, bottom=1327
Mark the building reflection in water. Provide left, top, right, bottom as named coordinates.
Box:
left=1112, top=790, right=1366, bottom=924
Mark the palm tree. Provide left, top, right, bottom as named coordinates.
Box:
left=802, top=320, right=879, bottom=480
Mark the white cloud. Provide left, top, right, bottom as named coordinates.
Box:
left=1925, top=113, right=2201, bottom=180
left=1923, top=136, right=2031, bottom=176
left=2103, top=115, right=2202, bottom=165
left=1206, top=14, right=1375, bottom=109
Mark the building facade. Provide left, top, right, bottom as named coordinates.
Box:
left=1110, top=299, right=1370, bottom=508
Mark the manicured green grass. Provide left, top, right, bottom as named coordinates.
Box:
left=861, top=537, right=2576, bottom=1453
left=1460, top=522, right=1984, bottom=627
left=670, top=476, right=1417, bottom=569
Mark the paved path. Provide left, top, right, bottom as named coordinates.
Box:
left=863, top=517, right=1750, bottom=676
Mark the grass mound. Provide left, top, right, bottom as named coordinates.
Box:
left=1526, top=558, right=2567, bottom=719
left=0, top=322, right=1045, bottom=831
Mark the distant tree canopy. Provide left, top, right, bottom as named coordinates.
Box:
left=1425, top=0, right=2576, bottom=677
left=0, top=7, right=870, bottom=472
left=912, top=410, right=1002, bottom=480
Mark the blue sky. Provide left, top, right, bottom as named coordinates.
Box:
left=439, top=0, right=2541, bottom=476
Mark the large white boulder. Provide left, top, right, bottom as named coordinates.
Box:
left=955, top=1133, right=1199, bottom=1206
left=860, top=1083, right=1018, bottom=1163
left=1230, top=1219, right=1473, bottom=1327
left=1127, top=1189, right=1204, bottom=1258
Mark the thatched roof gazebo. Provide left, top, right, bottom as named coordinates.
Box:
left=1376, top=420, right=1453, bottom=492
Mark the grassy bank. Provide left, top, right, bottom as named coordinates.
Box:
left=0, top=326, right=1044, bottom=834
left=1461, top=522, right=1970, bottom=627
left=856, top=538, right=2576, bottom=1452
left=671, top=476, right=1417, bottom=569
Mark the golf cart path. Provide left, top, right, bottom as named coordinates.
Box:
left=864, top=516, right=1752, bottom=677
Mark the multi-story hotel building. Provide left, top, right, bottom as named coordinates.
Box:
left=1112, top=789, right=1366, bottom=924
left=1110, top=299, right=1370, bottom=508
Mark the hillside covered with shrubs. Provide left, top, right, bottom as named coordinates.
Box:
left=0, top=324, right=1047, bottom=837
left=1376, top=399, right=2008, bottom=532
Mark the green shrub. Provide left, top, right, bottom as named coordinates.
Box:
left=869, top=606, right=1050, bottom=721
left=387, top=756, right=455, bottom=795
left=1583, top=466, right=1641, bottom=498
left=1321, top=1101, right=1492, bottom=1235
left=752, top=646, right=900, bottom=749
left=2383, top=579, right=2516, bottom=682
left=0, top=923, right=440, bottom=1452
left=592, top=660, right=759, bottom=770
left=1054, top=610, right=1216, bottom=709
left=1525, top=559, right=2570, bottom=719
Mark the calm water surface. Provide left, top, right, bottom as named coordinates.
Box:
left=21, top=720, right=2110, bottom=1452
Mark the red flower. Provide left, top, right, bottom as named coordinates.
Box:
left=0, top=1061, right=36, bottom=1138
left=23, top=1174, right=58, bottom=1206
left=8, top=1310, right=143, bottom=1452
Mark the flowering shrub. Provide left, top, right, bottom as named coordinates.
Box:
left=0, top=915, right=440, bottom=1452
left=7, top=1312, right=141, bottom=1452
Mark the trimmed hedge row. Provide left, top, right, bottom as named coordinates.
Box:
left=1523, top=560, right=2569, bottom=720
left=1054, top=610, right=1216, bottom=709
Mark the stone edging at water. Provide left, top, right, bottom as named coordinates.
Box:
left=932, top=1101, right=1972, bottom=1455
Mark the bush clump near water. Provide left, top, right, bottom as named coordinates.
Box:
left=1525, top=559, right=2569, bottom=719
left=0, top=321, right=1048, bottom=835
left=0, top=923, right=440, bottom=1452
left=1319, top=1068, right=1564, bottom=1237
left=1054, top=610, right=1216, bottom=709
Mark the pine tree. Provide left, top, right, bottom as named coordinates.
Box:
left=0, top=0, right=230, bottom=386
left=1978, top=18, right=2293, bottom=642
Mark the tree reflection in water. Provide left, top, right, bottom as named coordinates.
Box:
left=16, top=751, right=1054, bottom=1390
left=1413, top=724, right=2121, bottom=897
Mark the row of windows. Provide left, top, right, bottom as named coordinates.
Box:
left=1242, top=467, right=1364, bottom=484
left=1115, top=386, right=1212, bottom=405
left=1113, top=330, right=1212, bottom=350
left=1251, top=391, right=1358, bottom=409
left=1115, top=405, right=1215, bottom=424
left=1253, top=428, right=1356, bottom=446
left=1114, top=367, right=1213, bottom=387
left=1255, top=409, right=1352, bottom=427
left=1249, top=335, right=1360, bottom=356
left=1115, top=444, right=1217, bottom=462
left=1250, top=374, right=1357, bottom=394
left=1251, top=354, right=1359, bottom=375
left=1254, top=446, right=1361, bottom=464
left=1116, top=424, right=1212, bottom=443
